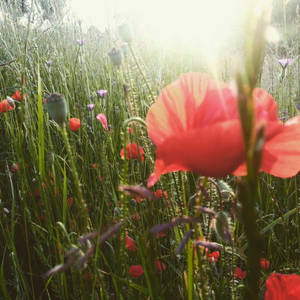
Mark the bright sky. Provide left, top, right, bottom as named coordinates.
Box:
left=66, top=0, right=269, bottom=57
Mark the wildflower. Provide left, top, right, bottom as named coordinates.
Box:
left=135, top=196, right=144, bottom=203
left=108, top=48, right=122, bottom=67
left=69, top=118, right=81, bottom=131
left=67, top=197, right=73, bottom=207
left=125, top=235, right=137, bottom=251
left=87, top=104, right=95, bottom=110
left=146, top=73, right=300, bottom=187
left=234, top=267, right=247, bottom=279
left=11, top=90, right=26, bottom=101
left=96, top=113, right=109, bottom=130
left=265, top=273, right=300, bottom=299
left=0, top=99, right=15, bottom=112
left=92, top=163, right=100, bottom=168
left=46, top=60, right=53, bottom=65
left=97, top=89, right=108, bottom=98
left=129, top=265, right=144, bottom=277
left=10, top=163, right=20, bottom=172
left=44, top=93, right=68, bottom=126
left=156, top=232, right=166, bottom=238
left=120, top=143, right=144, bottom=162
left=260, top=258, right=270, bottom=270
left=155, top=260, right=166, bottom=273
left=155, top=190, right=168, bottom=199
left=278, top=58, right=293, bottom=69
left=128, top=127, right=133, bottom=135
left=207, top=251, right=220, bottom=262
left=76, top=39, right=84, bottom=45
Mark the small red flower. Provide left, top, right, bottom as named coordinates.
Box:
left=155, top=190, right=168, bottom=199
left=11, top=90, right=26, bottom=101
left=67, top=197, right=73, bottom=207
left=265, top=273, right=300, bottom=300
left=11, top=163, right=20, bottom=172
left=120, top=143, right=144, bottom=162
left=128, top=127, right=133, bottom=135
left=155, top=260, right=166, bottom=273
left=260, top=258, right=270, bottom=270
left=156, top=232, right=166, bottom=238
left=69, top=118, right=81, bottom=131
left=135, top=196, right=144, bottom=203
left=129, top=265, right=144, bottom=277
left=234, top=267, right=247, bottom=279
left=0, top=99, right=15, bottom=112
left=96, top=113, right=109, bottom=131
left=125, top=235, right=137, bottom=251
left=207, top=251, right=220, bottom=262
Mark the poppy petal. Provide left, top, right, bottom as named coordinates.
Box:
left=147, top=73, right=222, bottom=146
left=148, top=120, right=244, bottom=186
left=265, top=273, right=300, bottom=299
left=260, top=117, right=300, bottom=178
left=96, top=113, right=109, bottom=130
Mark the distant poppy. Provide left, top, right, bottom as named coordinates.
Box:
left=234, top=267, right=247, bottom=279
left=129, top=265, right=144, bottom=277
left=69, top=118, right=81, bottom=131
left=265, top=273, right=300, bottom=300
left=260, top=258, right=270, bottom=270
left=0, top=99, right=15, bottom=112
left=125, top=235, right=137, bottom=251
left=10, top=163, right=20, bottom=172
left=11, top=90, right=26, bottom=101
left=207, top=251, right=220, bottom=262
left=120, top=143, right=144, bottom=162
left=146, top=73, right=300, bottom=187
left=128, top=127, right=133, bottom=135
left=96, top=113, right=109, bottom=130
left=155, top=190, right=168, bottom=199
left=155, top=260, right=166, bottom=273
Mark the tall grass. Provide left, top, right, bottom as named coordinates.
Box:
left=0, top=0, right=299, bottom=299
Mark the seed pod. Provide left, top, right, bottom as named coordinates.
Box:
left=44, top=93, right=68, bottom=126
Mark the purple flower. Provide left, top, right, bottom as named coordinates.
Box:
left=87, top=104, right=95, bottom=110
left=278, top=58, right=293, bottom=69
left=97, top=90, right=108, bottom=98
left=76, top=39, right=84, bottom=46
left=46, top=60, right=53, bottom=65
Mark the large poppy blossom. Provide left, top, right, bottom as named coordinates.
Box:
left=265, top=273, right=300, bottom=299
left=146, top=73, right=300, bottom=187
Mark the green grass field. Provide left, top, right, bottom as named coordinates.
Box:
left=0, top=1, right=300, bottom=299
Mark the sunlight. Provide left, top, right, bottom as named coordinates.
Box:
left=67, top=0, right=250, bottom=58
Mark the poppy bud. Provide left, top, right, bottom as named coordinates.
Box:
left=118, top=23, right=133, bottom=44
left=45, top=93, right=68, bottom=126
left=108, top=48, right=122, bottom=67
left=214, top=212, right=232, bottom=245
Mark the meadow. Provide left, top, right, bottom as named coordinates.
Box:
left=0, top=1, right=300, bottom=299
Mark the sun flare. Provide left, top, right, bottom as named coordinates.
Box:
left=68, top=0, right=250, bottom=57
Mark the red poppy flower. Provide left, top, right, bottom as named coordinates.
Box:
left=234, top=267, right=247, bottom=279
left=260, top=258, right=270, bottom=270
left=10, top=163, right=20, bottom=172
left=0, top=99, right=15, bottom=112
left=146, top=73, right=244, bottom=186
left=96, top=113, right=109, bottom=130
left=155, top=260, right=166, bottom=273
left=146, top=73, right=300, bottom=187
left=69, top=118, right=81, bottom=131
left=129, top=265, right=144, bottom=277
left=126, top=236, right=137, bottom=251
left=155, top=189, right=168, bottom=199
left=120, top=143, right=144, bottom=162
left=11, top=90, right=26, bottom=101
left=265, top=273, right=300, bottom=300
left=207, top=251, right=220, bottom=262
